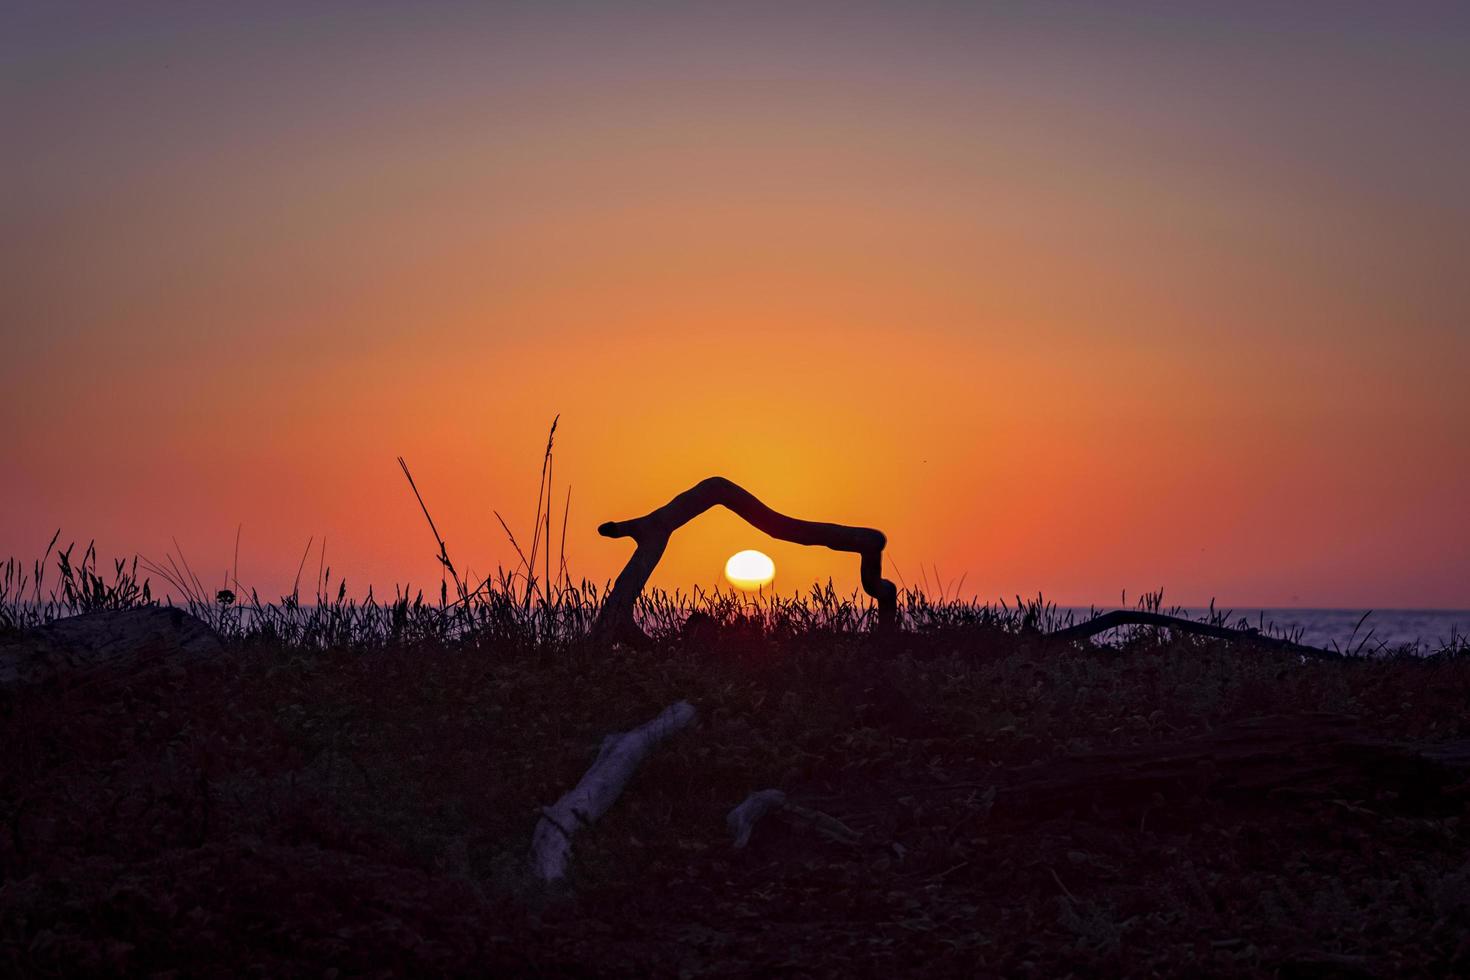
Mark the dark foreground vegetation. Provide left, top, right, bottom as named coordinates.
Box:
left=3, top=546, right=1470, bottom=977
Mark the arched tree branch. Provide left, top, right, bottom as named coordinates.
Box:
left=594, top=476, right=897, bottom=646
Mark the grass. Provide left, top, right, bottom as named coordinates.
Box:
left=3, top=435, right=1468, bottom=975
left=4, top=587, right=1470, bottom=975
left=14, top=523, right=1449, bottom=655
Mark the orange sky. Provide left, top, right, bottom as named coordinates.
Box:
left=4, top=3, right=1468, bottom=608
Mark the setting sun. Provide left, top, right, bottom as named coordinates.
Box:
left=724, top=550, right=776, bottom=591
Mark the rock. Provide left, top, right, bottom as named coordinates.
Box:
left=0, top=606, right=222, bottom=689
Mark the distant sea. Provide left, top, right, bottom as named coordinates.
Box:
left=1060, top=607, right=1470, bottom=655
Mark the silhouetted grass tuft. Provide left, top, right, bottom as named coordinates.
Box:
left=4, top=536, right=1465, bottom=658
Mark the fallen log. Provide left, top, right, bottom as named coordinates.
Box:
left=1045, top=610, right=1340, bottom=659
left=727, top=789, right=790, bottom=848
left=726, top=789, right=866, bottom=850
left=530, top=700, right=697, bottom=882
left=594, top=477, right=896, bottom=646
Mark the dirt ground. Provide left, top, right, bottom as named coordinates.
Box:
left=4, top=629, right=1469, bottom=977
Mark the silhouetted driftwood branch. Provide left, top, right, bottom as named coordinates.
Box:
left=1046, top=610, right=1340, bottom=659
left=594, top=477, right=896, bottom=646
left=592, top=479, right=1340, bottom=657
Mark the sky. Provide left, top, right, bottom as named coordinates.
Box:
left=3, top=1, right=1468, bottom=608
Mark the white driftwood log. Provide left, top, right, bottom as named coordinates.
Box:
left=726, top=789, right=865, bottom=849
left=530, top=700, right=696, bottom=882
left=727, top=789, right=789, bottom=848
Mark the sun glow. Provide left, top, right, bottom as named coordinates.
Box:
left=724, top=549, right=776, bottom=591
